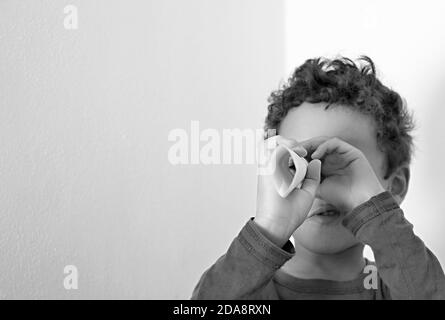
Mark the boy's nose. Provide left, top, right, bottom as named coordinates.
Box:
left=313, top=197, right=327, bottom=207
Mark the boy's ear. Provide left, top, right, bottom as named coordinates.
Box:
left=387, top=165, right=410, bottom=204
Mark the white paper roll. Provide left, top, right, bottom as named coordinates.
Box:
left=271, top=145, right=308, bottom=198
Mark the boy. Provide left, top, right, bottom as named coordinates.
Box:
left=191, top=56, right=445, bottom=299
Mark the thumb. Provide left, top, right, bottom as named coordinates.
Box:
left=300, top=159, right=321, bottom=197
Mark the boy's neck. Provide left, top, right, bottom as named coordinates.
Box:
left=280, top=242, right=366, bottom=282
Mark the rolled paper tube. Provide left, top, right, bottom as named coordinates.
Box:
left=271, top=145, right=308, bottom=198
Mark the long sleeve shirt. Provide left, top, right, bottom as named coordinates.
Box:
left=191, top=192, right=445, bottom=300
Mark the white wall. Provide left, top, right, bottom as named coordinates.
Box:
left=285, top=0, right=445, bottom=264
left=0, top=0, right=284, bottom=299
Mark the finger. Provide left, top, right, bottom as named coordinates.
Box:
left=292, top=146, right=307, bottom=158
left=300, top=159, right=321, bottom=197
left=311, top=137, right=351, bottom=159
left=299, top=136, right=330, bottom=155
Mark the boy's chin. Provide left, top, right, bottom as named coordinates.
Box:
left=292, top=222, right=360, bottom=254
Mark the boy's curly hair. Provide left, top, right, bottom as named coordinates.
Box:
left=265, top=56, right=415, bottom=179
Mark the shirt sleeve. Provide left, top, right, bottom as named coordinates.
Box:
left=191, top=218, right=294, bottom=300
left=342, top=191, right=445, bottom=300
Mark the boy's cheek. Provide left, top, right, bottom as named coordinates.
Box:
left=377, top=176, right=391, bottom=190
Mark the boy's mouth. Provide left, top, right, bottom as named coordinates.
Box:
left=307, top=206, right=342, bottom=219
left=313, top=210, right=339, bottom=217
left=307, top=208, right=343, bottom=225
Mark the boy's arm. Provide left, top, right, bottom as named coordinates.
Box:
left=191, top=218, right=294, bottom=300
left=343, top=191, right=445, bottom=300
left=192, top=136, right=320, bottom=300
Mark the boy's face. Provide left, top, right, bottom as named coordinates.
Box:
left=279, top=102, right=389, bottom=254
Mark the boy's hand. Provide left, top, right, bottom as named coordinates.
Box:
left=301, top=136, right=386, bottom=213
left=255, top=136, right=322, bottom=247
